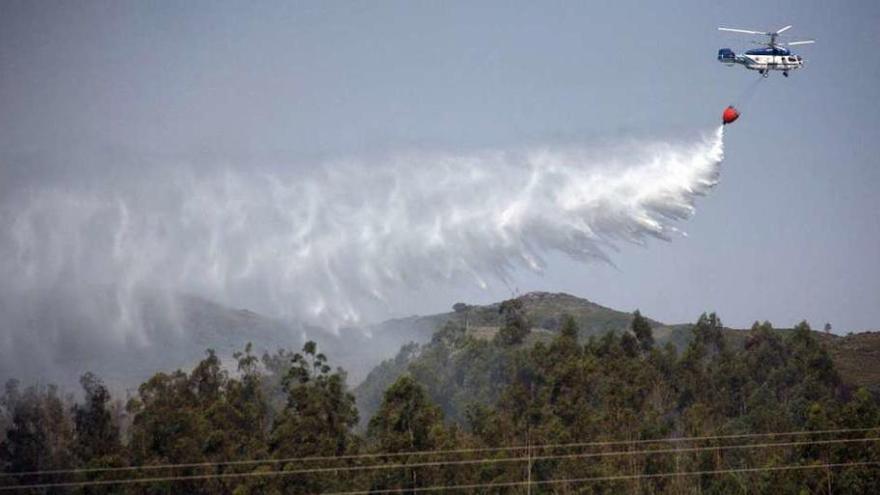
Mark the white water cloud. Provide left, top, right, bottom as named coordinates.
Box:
left=1, top=127, right=724, bottom=346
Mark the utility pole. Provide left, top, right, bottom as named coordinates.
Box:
left=526, top=381, right=534, bottom=495
left=526, top=426, right=531, bottom=495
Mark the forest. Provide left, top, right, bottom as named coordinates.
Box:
left=1, top=301, right=878, bottom=494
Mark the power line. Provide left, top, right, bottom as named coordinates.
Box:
left=1, top=426, right=874, bottom=479
left=321, top=461, right=880, bottom=495
left=1, top=436, right=876, bottom=491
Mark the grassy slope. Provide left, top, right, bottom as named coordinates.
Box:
left=826, top=331, right=880, bottom=393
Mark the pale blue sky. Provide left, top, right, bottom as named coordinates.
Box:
left=2, top=0, right=878, bottom=331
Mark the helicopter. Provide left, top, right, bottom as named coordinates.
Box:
left=717, top=25, right=815, bottom=77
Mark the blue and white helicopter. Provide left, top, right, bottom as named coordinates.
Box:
left=717, top=25, right=815, bottom=77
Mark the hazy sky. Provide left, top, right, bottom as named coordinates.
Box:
left=2, top=0, right=878, bottom=332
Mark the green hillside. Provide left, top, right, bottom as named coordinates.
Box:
left=827, top=331, right=880, bottom=393
left=355, top=292, right=880, bottom=426
left=4, top=292, right=879, bottom=494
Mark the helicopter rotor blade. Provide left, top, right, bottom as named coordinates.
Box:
left=718, top=27, right=767, bottom=35
left=786, top=40, right=815, bottom=46
left=775, top=25, right=793, bottom=34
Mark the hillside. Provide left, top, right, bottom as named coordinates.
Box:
left=827, top=331, right=880, bottom=393
left=7, top=290, right=876, bottom=406
left=354, top=292, right=880, bottom=426
left=376, top=292, right=673, bottom=344
left=0, top=292, right=438, bottom=393
left=6, top=293, right=879, bottom=495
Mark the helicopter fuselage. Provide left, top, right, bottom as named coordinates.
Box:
left=718, top=47, right=803, bottom=75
